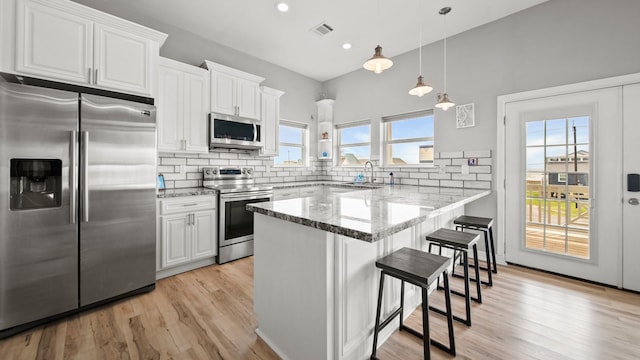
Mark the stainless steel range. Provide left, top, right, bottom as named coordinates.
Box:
left=203, top=167, right=273, bottom=264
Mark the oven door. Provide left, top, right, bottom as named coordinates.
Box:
left=219, top=191, right=272, bottom=247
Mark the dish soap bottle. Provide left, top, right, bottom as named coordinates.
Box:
left=389, top=172, right=394, bottom=185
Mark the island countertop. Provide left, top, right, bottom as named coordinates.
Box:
left=247, top=185, right=490, bottom=242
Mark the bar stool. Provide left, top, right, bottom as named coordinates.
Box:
left=370, top=247, right=455, bottom=360
left=454, top=215, right=497, bottom=288
left=426, top=228, right=482, bottom=326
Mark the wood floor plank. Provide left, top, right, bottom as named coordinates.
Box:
left=2, top=257, right=639, bottom=359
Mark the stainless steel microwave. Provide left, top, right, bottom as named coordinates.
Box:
left=209, top=113, right=261, bottom=149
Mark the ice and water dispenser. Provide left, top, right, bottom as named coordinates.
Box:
left=10, top=159, right=62, bottom=210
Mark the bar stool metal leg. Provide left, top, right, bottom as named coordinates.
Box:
left=489, top=226, right=497, bottom=273
left=370, top=272, right=386, bottom=360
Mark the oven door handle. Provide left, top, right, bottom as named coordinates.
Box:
left=220, top=191, right=273, bottom=200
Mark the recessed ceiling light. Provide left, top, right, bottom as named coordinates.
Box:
left=275, top=2, right=289, bottom=12
left=342, top=43, right=352, bottom=50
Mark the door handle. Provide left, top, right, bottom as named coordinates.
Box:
left=94, top=69, right=98, bottom=84
left=629, top=198, right=639, bottom=206
left=70, top=131, right=78, bottom=224
left=81, top=131, right=89, bottom=222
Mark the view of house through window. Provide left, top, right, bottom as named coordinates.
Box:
left=382, top=110, right=434, bottom=165
left=337, top=121, right=370, bottom=166
left=274, top=121, right=307, bottom=166
left=525, top=116, right=590, bottom=258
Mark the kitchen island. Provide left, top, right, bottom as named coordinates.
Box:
left=247, top=185, right=490, bottom=360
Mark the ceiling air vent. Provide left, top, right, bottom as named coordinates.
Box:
left=311, top=22, right=334, bottom=36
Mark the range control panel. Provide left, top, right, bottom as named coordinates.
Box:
left=203, top=167, right=253, bottom=180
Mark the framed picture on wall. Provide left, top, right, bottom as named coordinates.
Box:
left=456, top=103, right=475, bottom=128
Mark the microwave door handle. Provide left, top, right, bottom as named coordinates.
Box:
left=253, top=123, right=258, bottom=142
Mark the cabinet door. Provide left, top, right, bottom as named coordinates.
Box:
left=15, top=0, right=93, bottom=84
left=298, top=186, right=322, bottom=197
left=260, top=91, right=279, bottom=156
left=157, top=64, right=184, bottom=152
left=161, top=214, right=191, bottom=268
left=94, top=23, right=152, bottom=95
left=210, top=70, right=236, bottom=116
left=183, top=71, right=209, bottom=153
left=236, top=78, right=261, bottom=120
left=273, top=188, right=300, bottom=200
left=191, top=210, right=217, bottom=259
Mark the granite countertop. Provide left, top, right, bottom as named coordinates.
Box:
left=247, top=185, right=490, bottom=242
left=156, top=181, right=381, bottom=198
left=157, top=187, right=218, bottom=198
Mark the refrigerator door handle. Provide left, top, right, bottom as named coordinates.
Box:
left=70, top=131, right=78, bottom=224
left=81, top=131, right=89, bottom=222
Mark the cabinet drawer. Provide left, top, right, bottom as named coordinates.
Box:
left=298, top=187, right=322, bottom=197
left=159, top=195, right=216, bottom=215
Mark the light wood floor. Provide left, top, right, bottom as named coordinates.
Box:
left=2, top=257, right=639, bottom=360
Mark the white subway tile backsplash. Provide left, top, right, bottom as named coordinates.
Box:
left=464, top=181, right=491, bottom=189
left=440, top=180, right=464, bottom=188
left=187, top=158, right=209, bottom=165
left=419, top=179, right=440, bottom=186
left=452, top=174, right=477, bottom=181
left=429, top=173, right=451, bottom=180
left=464, top=150, right=491, bottom=158
left=219, top=153, right=238, bottom=159
left=439, top=151, right=464, bottom=159
left=158, top=149, right=492, bottom=190
left=161, top=157, right=187, bottom=165
left=469, top=166, right=491, bottom=174
left=434, top=159, right=451, bottom=167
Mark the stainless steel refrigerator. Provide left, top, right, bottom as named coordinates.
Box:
left=0, top=74, right=157, bottom=337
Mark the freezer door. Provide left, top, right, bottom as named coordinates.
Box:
left=79, top=94, right=156, bottom=306
left=0, top=80, right=79, bottom=331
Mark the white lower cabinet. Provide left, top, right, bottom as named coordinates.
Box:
left=272, top=187, right=300, bottom=200
left=158, top=196, right=217, bottom=279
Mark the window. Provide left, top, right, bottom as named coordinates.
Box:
left=337, top=121, right=370, bottom=166
left=274, top=121, right=307, bottom=166
left=382, top=110, right=434, bottom=166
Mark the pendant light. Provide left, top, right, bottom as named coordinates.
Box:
left=435, top=6, right=455, bottom=111
left=363, top=0, right=393, bottom=74
left=408, top=0, right=432, bottom=96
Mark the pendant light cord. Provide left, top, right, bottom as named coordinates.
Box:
left=418, top=0, right=422, bottom=75
left=443, top=12, right=447, bottom=92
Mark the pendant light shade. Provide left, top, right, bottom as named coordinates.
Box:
left=435, top=92, right=455, bottom=111
left=435, top=6, right=455, bottom=111
left=409, top=76, right=433, bottom=97
left=408, top=3, right=432, bottom=97
left=363, top=45, right=393, bottom=74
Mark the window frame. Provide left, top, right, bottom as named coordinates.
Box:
left=336, top=120, right=371, bottom=167
left=274, top=120, right=308, bottom=167
left=382, top=109, right=435, bottom=167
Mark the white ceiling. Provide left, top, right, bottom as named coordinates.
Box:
left=73, top=0, right=548, bottom=82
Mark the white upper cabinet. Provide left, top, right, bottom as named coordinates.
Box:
left=93, top=24, right=153, bottom=95
left=202, top=60, right=265, bottom=120
left=157, top=57, right=209, bottom=153
left=15, top=1, right=93, bottom=84
left=10, top=0, right=167, bottom=96
left=260, top=86, right=284, bottom=157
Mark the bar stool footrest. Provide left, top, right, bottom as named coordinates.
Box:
left=400, top=323, right=456, bottom=355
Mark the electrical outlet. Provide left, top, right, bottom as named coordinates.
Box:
left=461, top=164, right=470, bottom=175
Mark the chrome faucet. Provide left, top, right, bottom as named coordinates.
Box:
left=363, top=161, right=375, bottom=184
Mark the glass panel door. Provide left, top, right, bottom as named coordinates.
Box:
left=525, top=117, right=590, bottom=258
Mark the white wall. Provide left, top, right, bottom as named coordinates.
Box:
left=322, top=0, right=640, bottom=242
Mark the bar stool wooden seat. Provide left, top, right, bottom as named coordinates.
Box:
left=454, top=215, right=497, bottom=288
left=426, top=228, right=481, bottom=326
left=370, top=247, right=456, bottom=360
